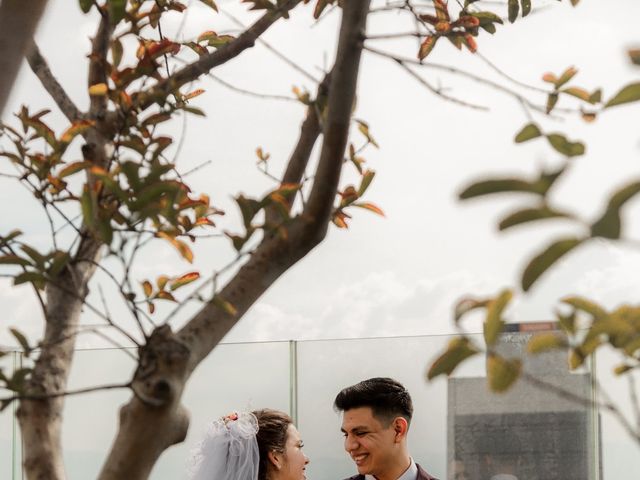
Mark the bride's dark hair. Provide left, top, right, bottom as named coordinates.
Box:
left=253, top=409, right=293, bottom=480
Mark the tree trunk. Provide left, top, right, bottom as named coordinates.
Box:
left=17, top=243, right=100, bottom=479
left=97, top=2, right=371, bottom=478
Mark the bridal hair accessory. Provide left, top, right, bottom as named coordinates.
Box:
left=187, top=411, right=259, bottom=480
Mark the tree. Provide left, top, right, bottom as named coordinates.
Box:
left=0, top=0, right=630, bottom=479
left=428, top=38, right=640, bottom=448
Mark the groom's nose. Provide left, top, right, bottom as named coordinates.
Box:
left=344, top=433, right=358, bottom=451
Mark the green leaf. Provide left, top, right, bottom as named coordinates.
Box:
left=484, top=289, right=512, bottom=346
left=604, top=82, right=640, bottom=108
left=527, top=332, right=567, bottom=354
left=58, top=160, right=91, bottom=178
left=453, top=296, right=490, bottom=324
left=79, top=0, right=93, bottom=13
left=111, top=39, right=124, bottom=69
left=0, top=230, right=22, bottom=247
left=9, top=328, right=31, bottom=356
left=6, top=367, right=31, bottom=392
left=546, top=133, right=585, bottom=157
left=590, top=181, right=640, bottom=239
left=212, top=295, right=238, bottom=316
left=358, top=170, right=376, bottom=197
left=499, top=206, right=572, bottom=230
left=546, top=93, right=559, bottom=114
left=459, top=179, right=541, bottom=199
left=0, top=255, right=31, bottom=266
left=508, top=0, right=519, bottom=23
left=20, top=245, right=46, bottom=268
left=108, top=0, right=127, bottom=24
left=427, top=337, right=479, bottom=380
left=562, top=296, right=608, bottom=320
left=469, top=11, right=504, bottom=25
left=479, top=22, right=497, bottom=34
left=520, top=0, right=531, bottom=17
left=522, top=237, right=583, bottom=291
left=14, top=271, right=47, bottom=290
left=514, top=123, right=542, bottom=143
left=487, top=355, right=521, bottom=392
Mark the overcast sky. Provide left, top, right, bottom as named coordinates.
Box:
left=2, top=1, right=640, bottom=478
left=1, top=0, right=640, bottom=345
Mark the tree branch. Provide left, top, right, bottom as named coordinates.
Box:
left=304, top=0, right=370, bottom=225
left=88, top=12, right=114, bottom=120
left=0, top=0, right=49, bottom=116
left=27, top=43, right=83, bottom=122
left=265, top=72, right=331, bottom=226
left=134, top=0, right=303, bottom=112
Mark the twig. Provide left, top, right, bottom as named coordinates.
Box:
left=181, top=159, right=212, bottom=178
left=162, top=248, right=253, bottom=326
left=208, top=73, right=297, bottom=101
left=1, top=382, right=131, bottom=406
left=475, top=51, right=548, bottom=94
left=365, top=45, right=569, bottom=116
left=396, top=59, right=489, bottom=110
left=135, top=0, right=304, bottom=111
left=521, top=370, right=640, bottom=444
left=221, top=9, right=319, bottom=84
left=26, top=44, right=84, bottom=122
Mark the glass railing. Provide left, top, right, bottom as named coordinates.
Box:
left=1, top=333, right=639, bottom=479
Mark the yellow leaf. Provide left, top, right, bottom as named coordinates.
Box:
left=142, top=280, right=153, bottom=297
left=527, top=332, right=567, bottom=354
left=487, top=355, right=521, bottom=392
left=89, top=83, right=108, bottom=96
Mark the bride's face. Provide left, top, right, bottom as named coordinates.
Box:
left=279, top=424, right=309, bottom=480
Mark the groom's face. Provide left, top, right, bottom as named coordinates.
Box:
left=341, top=406, right=398, bottom=478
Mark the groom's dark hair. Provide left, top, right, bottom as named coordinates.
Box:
left=334, top=377, right=413, bottom=425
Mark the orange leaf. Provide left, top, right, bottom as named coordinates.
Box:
left=60, top=120, right=95, bottom=143
left=156, top=290, right=176, bottom=301
left=183, top=89, right=205, bottom=101
left=353, top=202, right=385, bottom=217
left=170, top=271, right=200, bottom=290
left=58, top=161, right=91, bottom=179
left=419, top=36, right=438, bottom=60
left=157, top=232, right=194, bottom=263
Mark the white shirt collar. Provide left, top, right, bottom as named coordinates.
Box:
left=364, top=457, right=418, bottom=480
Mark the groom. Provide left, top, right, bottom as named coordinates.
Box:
left=334, top=377, right=439, bottom=480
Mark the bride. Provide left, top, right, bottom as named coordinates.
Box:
left=188, top=408, right=310, bottom=480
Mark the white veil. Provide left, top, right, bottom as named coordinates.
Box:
left=187, top=411, right=260, bottom=480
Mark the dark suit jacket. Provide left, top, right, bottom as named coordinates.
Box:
left=342, top=464, right=439, bottom=480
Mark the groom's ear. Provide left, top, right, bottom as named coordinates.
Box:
left=392, top=417, right=409, bottom=442
left=268, top=450, right=283, bottom=470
